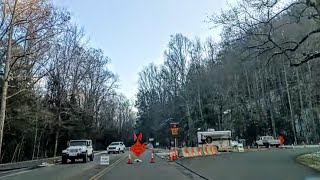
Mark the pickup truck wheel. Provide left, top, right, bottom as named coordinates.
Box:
left=89, top=153, right=94, bottom=161
left=83, top=153, right=88, bottom=163
left=71, top=158, right=75, bottom=163
left=205, top=137, right=213, bottom=144
left=61, top=157, right=67, bottom=164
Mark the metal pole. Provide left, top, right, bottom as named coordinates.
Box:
left=174, top=138, right=177, bottom=151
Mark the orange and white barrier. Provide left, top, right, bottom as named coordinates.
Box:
left=197, top=147, right=203, bottom=156
left=202, top=145, right=217, bottom=155
left=209, top=145, right=217, bottom=154
left=181, top=145, right=217, bottom=158
left=203, top=145, right=209, bottom=155
left=191, top=147, right=196, bottom=157
left=181, top=147, right=192, bottom=157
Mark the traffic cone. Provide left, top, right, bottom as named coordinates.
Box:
left=127, top=154, right=132, bottom=164
left=150, top=153, right=155, bottom=163
left=169, top=151, right=173, bottom=161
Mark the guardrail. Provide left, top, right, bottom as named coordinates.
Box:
left=0, top=157, right=60, bottom=171
left=0, top=151, right=102, bottom=171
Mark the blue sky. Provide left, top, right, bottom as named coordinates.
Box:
left=53, top=0, right=232, bottom=101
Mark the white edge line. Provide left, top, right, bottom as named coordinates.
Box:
left=0, top=170, right=32, bottom=179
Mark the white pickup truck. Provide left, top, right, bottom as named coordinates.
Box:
left=255, top=136, right=280, bottom=148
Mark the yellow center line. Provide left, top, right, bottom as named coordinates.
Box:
left=89, top=155, right=127, bottom=180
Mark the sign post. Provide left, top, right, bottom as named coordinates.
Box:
left=170, top=122, right=179, bottom=156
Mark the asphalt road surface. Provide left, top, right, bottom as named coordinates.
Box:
left=98, top=150, right=202, bottom=180
left=1, top=148, right=320, bottom=180
left=0, top=151, right=126, bottom=180
left=178, top=147, right=320, bottom=180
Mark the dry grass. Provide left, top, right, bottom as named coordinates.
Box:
left=297, top=151, right=320, bottom=171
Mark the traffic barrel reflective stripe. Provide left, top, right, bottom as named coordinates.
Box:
left=203, top=145, right=209, bottom=155
left=210, top=145, right=217, bottom=154
left=181, top=147, right=191, bottom=157
left=191, top=147, right=196, bottom=157
left=197, top=147, right=203, bottom=156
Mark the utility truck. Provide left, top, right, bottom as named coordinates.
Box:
left=197, top=129, right=233, bottom=151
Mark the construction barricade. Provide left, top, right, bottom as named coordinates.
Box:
left=181, top=147, right=192, bottom=157
left=180, top=145, right=218, bottom=158
left=203, top=145, right=217, bottom=155
left=196, top=146, right=203, bottom=156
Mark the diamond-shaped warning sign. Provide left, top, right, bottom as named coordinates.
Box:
left=130, top=141, right=146, bottom=158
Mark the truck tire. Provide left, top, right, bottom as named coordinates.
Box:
left=89, top=153, right=94, bottom=161
left=276, top=144, right=279, bottom=148
left=71, top=158, right=75, bottom=163
left=206, top=137, right=213, bottom=144
left=62, top=157, right=67, bottom=164
left=214, top=145, right=219, bottom=152
left=83, top=153, right=88, bottom=163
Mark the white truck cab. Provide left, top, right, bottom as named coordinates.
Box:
left=61, top=139, right=94, bottom=164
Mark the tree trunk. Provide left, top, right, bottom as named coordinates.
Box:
left=17, top=136, right=24, bottom=162
left=254, top=71, right=263, bottom=128
left=37, top=130, right=44, bottom=159
left=267, top=67, right=277, bottom=138
left=186, top=102, right=193, bottom=146
left=0, top=0, right=18, bottom=158
left=283, top=62, right=297, bottom=144
left=307, top=62, right=318, bottom=142
left=32, top=116, right=38, bottom=160
left=268, top=92, right=277, bottom=138
left=11, top=143, right=19, bottom=162
left=197, top=83, right=205, bottom=129
left=54, top=111, right=61, bottom=157
left=219, top=105, right=223, bottom=130
left=296, top=68, right=309, bottom=144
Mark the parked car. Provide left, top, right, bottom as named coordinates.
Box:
left=107, top=142, right=125, bottom=154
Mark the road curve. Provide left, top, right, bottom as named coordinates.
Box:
left=178, top=147, right=320, bottom=180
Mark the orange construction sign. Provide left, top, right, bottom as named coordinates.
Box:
left=130, top=133, right=146, bottom=157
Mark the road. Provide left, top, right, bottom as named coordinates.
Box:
left=0, top=151, right=126, bottom=180
left=98, top=150, right=201, bottom=180
left=1, top=148, right=320, bottom=180
left=178, top=147, right=320, bottom=180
